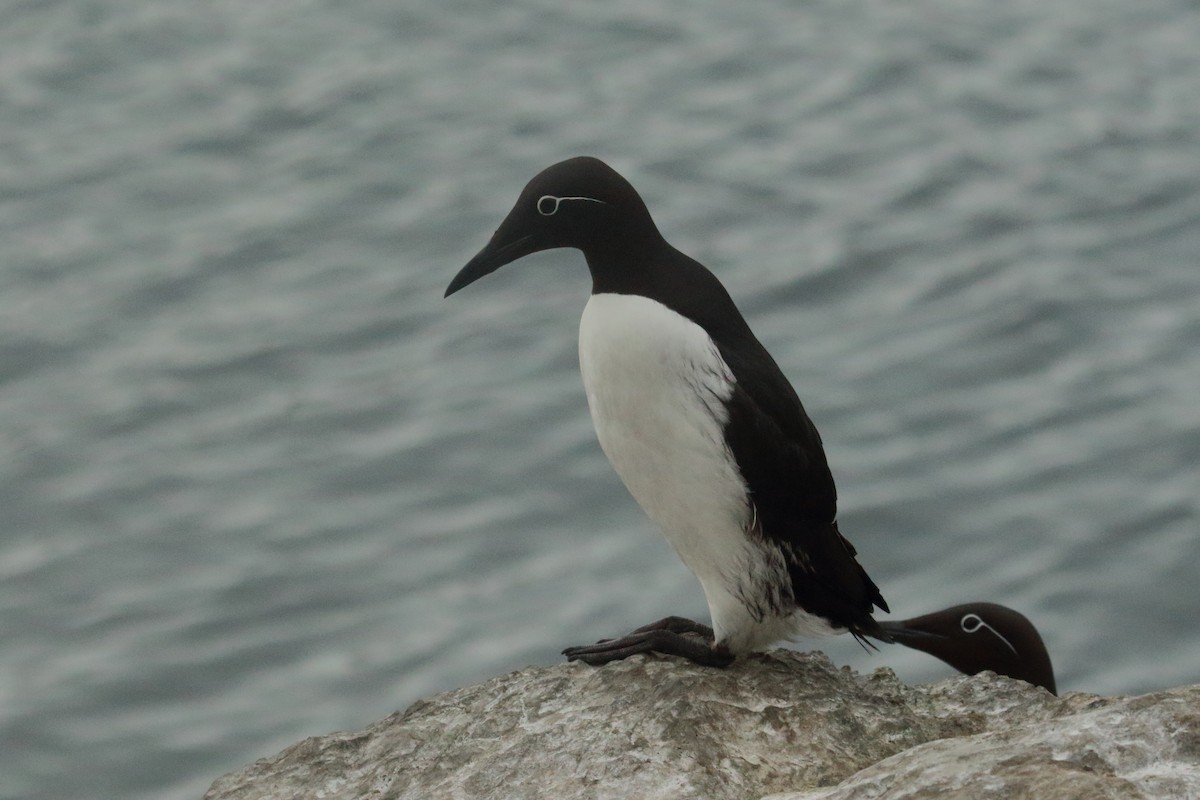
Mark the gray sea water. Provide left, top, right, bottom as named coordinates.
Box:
left=3, top=1, right=1199, bottom=798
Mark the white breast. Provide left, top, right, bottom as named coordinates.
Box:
left=579, top=293, right=825, bottom=652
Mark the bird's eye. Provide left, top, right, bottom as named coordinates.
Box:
left=960, top=612, right=1019, bottom=656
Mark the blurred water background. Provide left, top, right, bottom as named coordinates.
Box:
left=2, top=1, right=1199, bottom=798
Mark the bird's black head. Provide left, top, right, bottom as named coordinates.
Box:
left=445, top=157, right=659, bottom=297
left=880, top=602, right=1057, bottom=694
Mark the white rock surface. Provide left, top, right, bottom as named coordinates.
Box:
left=204, top=651, right=1200, bottom=800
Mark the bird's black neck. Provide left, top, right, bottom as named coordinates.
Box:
left=585, top=238, right=756, bottom=344
left=583, top=230, right=669, bottom=296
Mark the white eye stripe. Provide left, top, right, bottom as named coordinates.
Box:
left=536, top=194, right=606, bottom=216
left=960, top=613, right=1019, bottom=657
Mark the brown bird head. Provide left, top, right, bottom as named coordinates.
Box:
left=879, top=602, right=1056, bottom=694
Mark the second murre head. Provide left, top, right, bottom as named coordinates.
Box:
left=879, top=602, right=1057, bottom=694
left=445, top=157, right=660, bottom=297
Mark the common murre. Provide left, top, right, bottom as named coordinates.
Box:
left=445, top=156, right=889, bottom=667
left=879, top=602, right=1057, bottom=694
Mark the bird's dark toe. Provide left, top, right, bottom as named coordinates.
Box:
left=562, top=628, right=733, bottom=668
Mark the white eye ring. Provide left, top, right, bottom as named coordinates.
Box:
left=536, top=194, right=606, bottom=216
left=960, top=613, right=1019, bottom=656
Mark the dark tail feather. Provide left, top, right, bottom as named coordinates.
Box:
left=851, top=618, right=894, bottom=651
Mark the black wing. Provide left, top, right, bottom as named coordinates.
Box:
left=651, top=247, right=888, bottom=632
left=717, top=339, right=889, bottom=635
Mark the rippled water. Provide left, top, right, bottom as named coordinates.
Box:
left=2, top=1, right=1199, bottom=798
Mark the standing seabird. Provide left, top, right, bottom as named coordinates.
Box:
left=446, top=156, right=889, bottom=667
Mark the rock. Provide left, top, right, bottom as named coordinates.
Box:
left=204, top=651, right=1200, bottom=800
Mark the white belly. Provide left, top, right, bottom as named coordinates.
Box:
left=579, top=293, right=831, bottom=652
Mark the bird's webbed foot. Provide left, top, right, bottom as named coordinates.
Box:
left=562, top=616, right=734, bottom=667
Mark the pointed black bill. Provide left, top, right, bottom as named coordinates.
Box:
left=874, top=620, right=950, bottom=646
left=445, top=233, right=539, bottom=297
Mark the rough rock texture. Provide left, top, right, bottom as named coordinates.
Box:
left=204, top=651, right=1200, bottom=800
